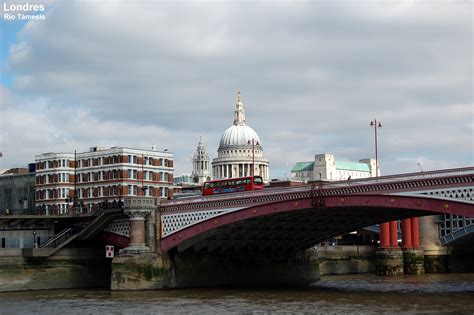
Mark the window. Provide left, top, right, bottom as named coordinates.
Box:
left=6, top=238, right=20, bottom=248
left=128, top=185, right=132, bottom=196
left=128, top=169, right=132, bottom=179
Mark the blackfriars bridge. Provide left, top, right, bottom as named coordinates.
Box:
left=3, top=167, right=473, bottom=289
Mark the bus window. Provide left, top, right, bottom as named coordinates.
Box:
left=254, top=177, right=263, bottom=184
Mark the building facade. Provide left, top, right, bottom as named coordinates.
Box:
left=35, top=146, right=174, bottom=214
left=212, top=92, right=270, bottom=182
left=291, top=153, right=377, bottom=182
left=191, top=137, right=211, bottom=184
left=0, top=168, right=35, bottom=214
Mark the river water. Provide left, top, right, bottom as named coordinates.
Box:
left=0, top=274, right=473, bottom=314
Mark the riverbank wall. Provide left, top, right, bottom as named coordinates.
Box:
left=0, top=248, right=110, bottom=292
left=1, top=244, right=473, bottom=291
left=312, top=245, right=376, bottom=275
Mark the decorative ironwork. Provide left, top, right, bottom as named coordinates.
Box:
left=311, top=182, right=324, bottom=207
left=158, top=167, right=473, bottom=240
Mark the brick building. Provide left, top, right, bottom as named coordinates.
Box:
left=35, top=146, right=173, bottom=214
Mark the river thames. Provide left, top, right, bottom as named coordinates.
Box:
left=0, top=274, right=473, bottom=314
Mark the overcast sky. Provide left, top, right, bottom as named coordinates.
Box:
left=0, top=0, right=472, bottom=178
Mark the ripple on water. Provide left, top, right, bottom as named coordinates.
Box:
left=0, top=274, right=473, bottom=314
left=314, top=273, right=474, bottom=293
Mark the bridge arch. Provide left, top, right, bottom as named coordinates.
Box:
left=161, top=194, right=473, bottom=252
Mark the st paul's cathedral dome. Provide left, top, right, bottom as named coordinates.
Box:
left=212, top=92, right=269, bottom=182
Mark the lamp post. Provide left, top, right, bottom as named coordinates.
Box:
left=370, top=119, right=382, bottom=177
left=247, top=139, right=259, bottom=177
left=417, top=162, right=423, bottom=172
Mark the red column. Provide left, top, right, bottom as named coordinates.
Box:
left=390, top=220, right=399, bottom=248
left=411, top=217, right=420, bottom=248
left=380, top=222, right=390, bottom=248
left=401, top=218, right=412, bottom=249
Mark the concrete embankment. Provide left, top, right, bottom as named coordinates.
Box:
left=311, top=245, right=376, bottom=275
left=1, top=244, right=472, bottom=291
left=0, top=248, right=110, bottom=292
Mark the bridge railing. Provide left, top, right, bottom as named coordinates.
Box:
left=40, top=228, right=75, bottom=248
left=315, top=166, right=474, bottom=189
left=161, top=167, right=474, bottom=209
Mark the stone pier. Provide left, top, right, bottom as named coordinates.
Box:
left=111, top=197, right=172, bottom=290
left=401, top=217, right=425, bottom=275
left=376, top=220, right=403, bottom=276
left=119, top=197, right=155, bottom=254
left=420, top=215, right=449, bottom=273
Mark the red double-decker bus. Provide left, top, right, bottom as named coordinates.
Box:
left=202, top=176, right=264, bottom=196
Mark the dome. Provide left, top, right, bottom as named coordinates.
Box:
left=212, top=91, right=269, bottom=182
left=219, top=124, right=261, bottom=148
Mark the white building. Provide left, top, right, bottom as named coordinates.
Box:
left=191, top=137, right=211, bottom=184
left=212, top=92, right=270, bottom=182
left=291, top=153, right=377, bottom=182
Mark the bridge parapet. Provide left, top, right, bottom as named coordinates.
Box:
left=159, top=167, right=473, bottom=243
left=161, top=167, right=474, bottom=214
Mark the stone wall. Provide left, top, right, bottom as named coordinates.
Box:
left=0, top=247, right=111, bottom=292
left=312, top=245, right=376, bottom=275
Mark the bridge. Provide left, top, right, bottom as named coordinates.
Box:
left=1, top=167, right=472, bottom=289
left=112, top=167, right=474, bottom=288
left=158, top=167, right=473, bottom=253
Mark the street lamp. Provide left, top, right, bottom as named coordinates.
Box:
left=370, top=119, right=382, bottom=177
left=247, top=139, right=259, bottom=177
left=417, top=162, right=423, bottom=172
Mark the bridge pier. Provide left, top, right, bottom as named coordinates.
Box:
left=376, top=220, right=403, bottom=276
left=401, top=217, right=424, bottom=275
left=119, top=197, right=156, bottom=254
left=111, top=197, right=173, bottom=290
left=168, top=249, right=319, bottom=288
left=420, top=215, right=449, bottom=273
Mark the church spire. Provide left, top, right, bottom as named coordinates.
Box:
left=233, top=90, right=246, bottom=126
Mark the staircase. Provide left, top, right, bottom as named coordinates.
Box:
left=22, top=208, right=124, bottom=258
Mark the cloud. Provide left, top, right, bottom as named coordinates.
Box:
left=1, top=0, right=472, bottom=177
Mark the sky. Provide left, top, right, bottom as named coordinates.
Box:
left=0, top=0, right=472, bottom=179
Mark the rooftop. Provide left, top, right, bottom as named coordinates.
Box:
left=291, top=162, right=314, bottom=172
